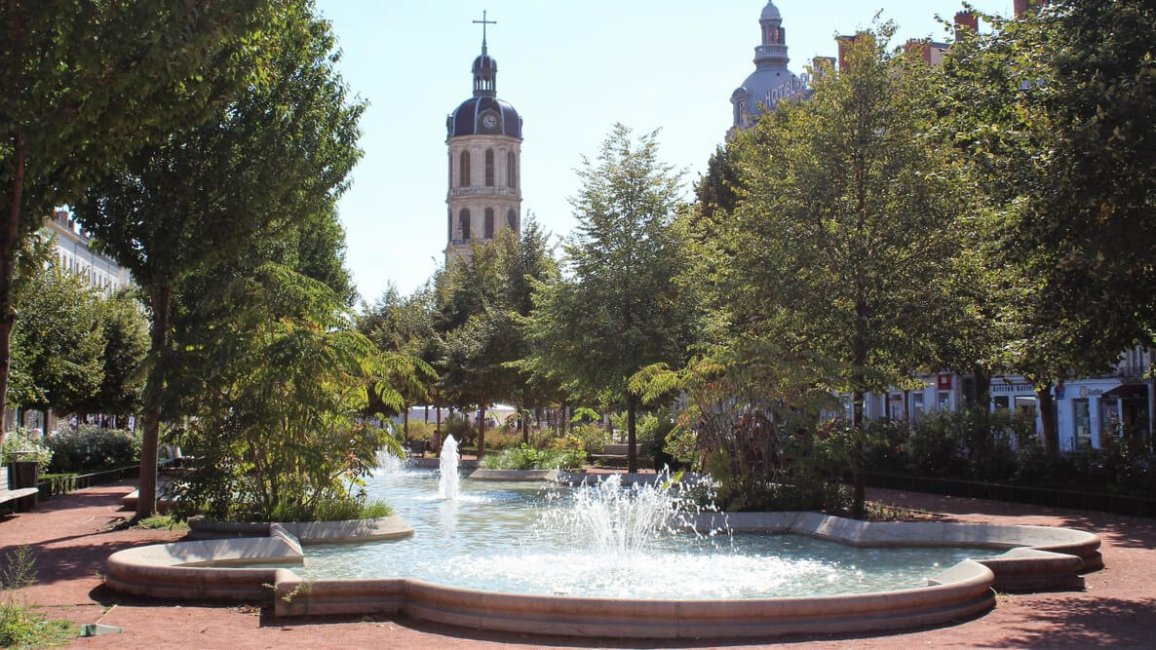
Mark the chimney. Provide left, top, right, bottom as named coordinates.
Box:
left=904, top=38, right=932, bottom=64
left=1015, top=0, right=1051, bottom=19
left=836, top=35, right=858, bottom=72
left=954, top=11, right=979, bottom=40
left=811, top=56, right=836, bottom=78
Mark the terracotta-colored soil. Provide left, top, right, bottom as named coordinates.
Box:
left=1, top=480, right=1152, bottom=649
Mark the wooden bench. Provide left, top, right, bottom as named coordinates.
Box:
left=589, top=443, right=645, bottom=468
left=0, top=466, right=40, bottom=511
left=403, top=440, right=427, bottom=459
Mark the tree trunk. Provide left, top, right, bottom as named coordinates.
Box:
left=0, top=131, right=26, bottom=449
left=477, top=400, right=486, bottom=458
left=850, top=298, right=868, bottom=519
left=1037, top=383, right=1059, bottom=457
left=137, top=282, right=173, bottom=519
left=627, top=394, right=638, bottom=473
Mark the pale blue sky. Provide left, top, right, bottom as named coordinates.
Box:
left=314, top=0, right=1013, bottom=303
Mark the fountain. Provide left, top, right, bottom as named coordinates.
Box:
left=373, top=447, right=406, bottom=476
left=437, top=434, right=460, bottom=500
left=106, top=462, right=1103, bottom=639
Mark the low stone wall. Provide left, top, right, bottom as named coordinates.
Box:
left=186, top=516, right=414, bottom=544
left=103, top=510, right=1102, bottom=639
left=468, top=468, right=562, bottom=482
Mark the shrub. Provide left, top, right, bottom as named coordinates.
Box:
left=268, top=496, right=393, bottom=522
left=568, top=423, right=611, bottom=455
left=45, top=426, right=139, bottom=472
left=480, top=444, right=586, bottom=470
left=400, top=420, right=435, bottom=441
left=0, top=429, right=52, bottom=468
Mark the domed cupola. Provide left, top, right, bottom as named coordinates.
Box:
left=729, top=1, right=808, bottom=134
left=472, top=52, right=497, bottom=97
left=446, top=13, right=522, bottom=140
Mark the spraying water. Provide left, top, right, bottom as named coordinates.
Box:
left=375, top=448, right=406, bottom=476
left=438, top=435, right=460, bottom=500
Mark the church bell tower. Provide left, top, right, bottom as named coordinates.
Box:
left=445, top=12, right=523, bottom=263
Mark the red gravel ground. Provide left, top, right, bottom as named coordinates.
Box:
left=1, top=480, right=1153, bottom=649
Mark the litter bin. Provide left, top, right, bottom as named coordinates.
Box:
left=8, top=453, right=40, bottom=512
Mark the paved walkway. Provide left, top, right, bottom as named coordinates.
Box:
left=1, top=480, right=1153, bottom=649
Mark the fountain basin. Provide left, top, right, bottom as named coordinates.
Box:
left=104, top=508, right=1100, bottom=639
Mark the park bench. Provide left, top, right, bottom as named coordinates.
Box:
left=404, top=440, right=427, bottom=459
left=589, top=443, right=645, bottom=468
left=0, top=466, right=39, bottom=511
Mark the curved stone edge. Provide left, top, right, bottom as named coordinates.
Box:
left=274, top=562, right=994, bottom=639
left=468, top=468, right=561, bottom=482
left=104, top=512, right=1101, bottom=639
left=187, top=515, right=414, bottom=545
left=105, top=525, right=304, bottom=603
left=691, top=511, right=1102, bottom=591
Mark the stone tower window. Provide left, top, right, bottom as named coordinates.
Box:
left=460, top=150, right=471, bottom=187
left=485, top=148, right=495, bottom=186
left=459, top=208, right=471, bottom=240
left=507, top=151, right=516, bottom=189
left=506, top=209, right=517, bottom=232
left=484, top=208, right=495, bottom=239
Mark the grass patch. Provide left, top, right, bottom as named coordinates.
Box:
left=1, top=546, right=74, bottom=649
left=863, top=501, right=941, bottom=522
left=0, top=602, right=74, bottom=649
left=137, top=515, right=188, bottom=531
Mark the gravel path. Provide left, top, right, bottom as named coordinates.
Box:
left=1, top=481, right=1152, bottom=649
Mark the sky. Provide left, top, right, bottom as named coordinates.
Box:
left=313, top=0, right=1014, bottom=305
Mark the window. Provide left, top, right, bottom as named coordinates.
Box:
left=485, top=149, right=494, bottom=186
left=507, top=209, right=517, bottom=232
left=459, top=209, right=471, bottom=240
left=460, top=150, right=470, bottom=186
left=507, top=152, right=516, bottom=188
left=484, top=208, right=494, bottom=239
left=1073, top=399, right=1091, bottom=448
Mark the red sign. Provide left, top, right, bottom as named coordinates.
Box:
left=937, top=374, right=953, bottom=390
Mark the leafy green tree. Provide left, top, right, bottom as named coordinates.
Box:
left=943, top=0, right=1156, bottom=453
left=525, top=125, right=692, bottom=472
left=721, top=28, right=980, bottom=516
left=0, top=0, right=274, bottom=445
left=432, top=239, right=516, bottom=455
left=10, top=243, right=103, bottom=417
left=73, top=289, right=149, bottom=418
left=172, top=263, right=403, bottom=521
left=358, top=283, right=437, bottom=423
left=73, top=2, right=365, bottom=517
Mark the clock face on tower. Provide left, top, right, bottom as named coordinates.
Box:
left=481, top=112, right=498, bottom=130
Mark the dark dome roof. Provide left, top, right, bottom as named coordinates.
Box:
left=473, top=54, right=497, bottom=74
left=447, top=96, right=522, bottom=139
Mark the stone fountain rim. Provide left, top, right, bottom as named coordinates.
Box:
left=105, top=506, right=1102, bottom=639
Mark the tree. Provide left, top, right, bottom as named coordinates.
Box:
left=0, top=0, right=274, bottom=445
left=73, top=2, right=365, bottom=518
left=72, top=289, right=149, bottom=419
left=720, top=28, right=979, bottom=516
left=9, top=236, right=103, bottom=417
left=943, top=0, right=1156, bottom=453
left=172, top=263, right=405, bottom=522
left=358, top=283, right=437, bottom=423
left=525, top=125, right=691, bottom=472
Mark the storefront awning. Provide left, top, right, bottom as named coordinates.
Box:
left=1102, top=383, right=1149, bottom=400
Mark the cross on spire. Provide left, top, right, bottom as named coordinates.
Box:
left=473, top=10, right=497, bottom=56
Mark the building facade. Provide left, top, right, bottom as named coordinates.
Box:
left=444, top=24, right=523, bottom=263
left=47, top=208, right=132, bottom=295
